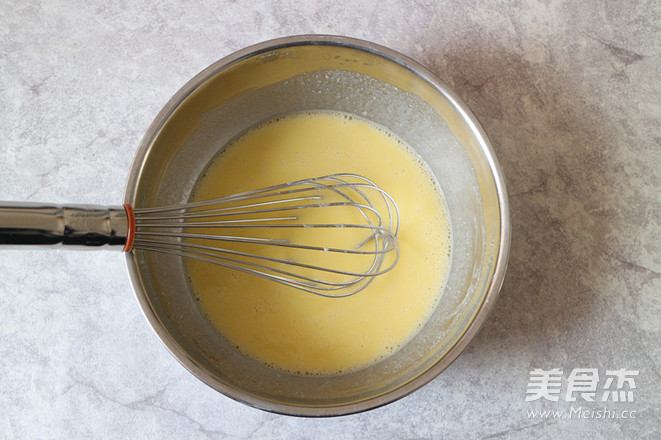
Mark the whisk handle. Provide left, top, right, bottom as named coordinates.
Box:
left=0, top=203, right=130, bottom=249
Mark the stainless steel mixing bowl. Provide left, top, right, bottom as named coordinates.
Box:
left=124, top=35, right=510, bottom=416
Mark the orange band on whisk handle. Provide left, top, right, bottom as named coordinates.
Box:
left=122, top=204, right=136, bottom=252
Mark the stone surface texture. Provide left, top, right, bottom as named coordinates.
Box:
left=1, top=1, right=659, bottom=438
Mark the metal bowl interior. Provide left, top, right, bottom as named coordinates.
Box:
left=123, top=35, right=510, bottom=416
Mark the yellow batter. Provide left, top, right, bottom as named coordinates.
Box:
left=186, top=111, right=451, bottom=375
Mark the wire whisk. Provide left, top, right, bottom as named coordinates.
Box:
left=129, top=174, right=399, bottom=297
left=0, top=174, right=399, bottom=298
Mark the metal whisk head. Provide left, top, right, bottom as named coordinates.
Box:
left=131, top=174, right=399, bottom=297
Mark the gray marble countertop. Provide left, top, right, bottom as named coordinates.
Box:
left=1, top=1, right=659, bottom=438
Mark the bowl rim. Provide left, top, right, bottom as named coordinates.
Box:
left=123, top=34, right=511, bottom=417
